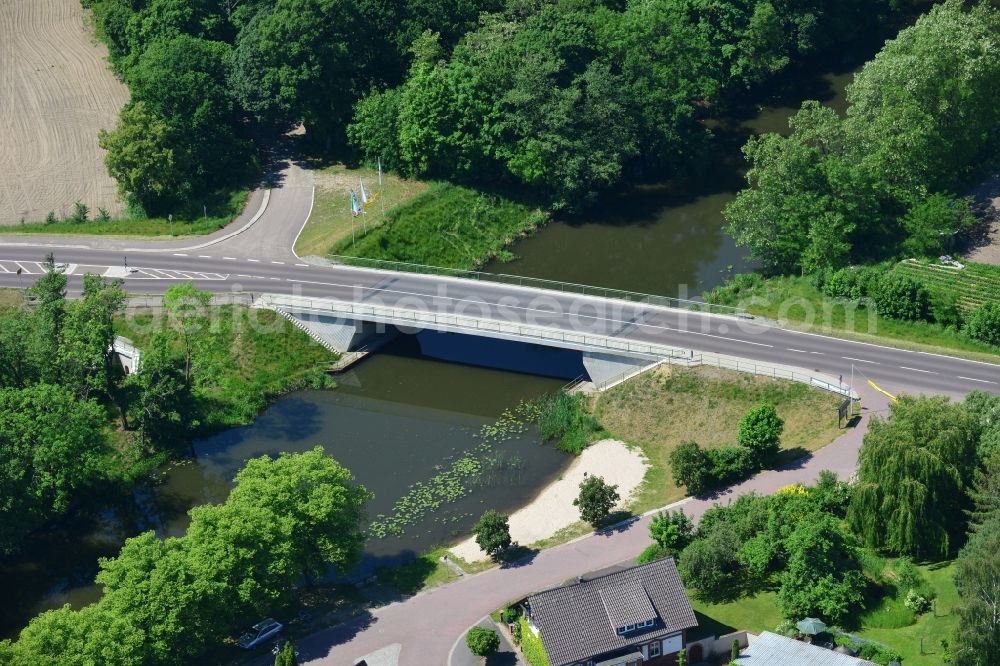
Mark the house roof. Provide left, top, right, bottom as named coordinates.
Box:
left=527, top=558, right=697, bottom=666
left=737, top=632, right=878, bottom=666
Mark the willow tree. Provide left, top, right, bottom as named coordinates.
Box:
left=847, top=395, right=979, bottom=559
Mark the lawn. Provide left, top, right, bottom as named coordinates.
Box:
left=711, top=274, right=1000, bottom=362
left=4, top=189, right=249, bottom=238
left=372, top=547, right=459, bottom=596
left=329, top=182, right=547, bottom=270
left=690, top=562, right=960, bottom=666
left=295, top=163, right=429, bottom=257
left=594, top=365, right=845, bottom=512
left=858, top=562, right=960, bottom=666
left=689, top=591, right=783, bottom=640
left=0, top=288, right=22, bottom=307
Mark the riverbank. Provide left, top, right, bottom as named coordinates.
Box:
left=449, top=439, right=648, bottom=562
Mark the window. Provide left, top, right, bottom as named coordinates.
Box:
left=649, top=641, right=661, bottom=658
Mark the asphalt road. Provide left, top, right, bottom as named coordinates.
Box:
left=0, top=245, right=996, bottom=398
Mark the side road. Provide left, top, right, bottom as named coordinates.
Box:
left=287, top=385, right=889, bottom=666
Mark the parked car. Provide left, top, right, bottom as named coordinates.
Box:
left=237, top=618, right=283, bottom=649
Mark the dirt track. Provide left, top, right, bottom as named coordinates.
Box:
left=0, top=0, right=128, bottom=224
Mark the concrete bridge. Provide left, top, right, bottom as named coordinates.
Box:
left=252, top=293, right=858, bottom=399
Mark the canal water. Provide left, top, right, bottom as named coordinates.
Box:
left=485, top=71, right=853, bottom=296
left=1, top=69, right=857, bottom=639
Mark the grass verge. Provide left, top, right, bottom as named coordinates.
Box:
left=330, top=182, right=547, bottom=270
left=372, top=547, right=459, bottom=596
left=4, top=190, right=249, bottom=238
left=115, top=306, right=337, bottom=430
left=295, top=164, right=429, bottom=257
left=711, top=274, right=1000, bottom=363
left=594, top=365, right=845, bottom=513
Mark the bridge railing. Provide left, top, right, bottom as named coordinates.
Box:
left=257, top=293, right=697, bottom=360
left=260, top=293, right=857, bottom=399
left=593, top=351, right=857, bottom=399
left=328, top=255, right=749, bottom=318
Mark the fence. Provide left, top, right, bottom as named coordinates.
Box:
left=592, top=350, right=858, bottom=399
left=328, top=254, right=749, bottom=318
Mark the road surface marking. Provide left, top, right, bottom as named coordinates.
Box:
left=295, top=263, right=309, bottom=267
left=271, top=261, right=285, bottom=264
left=959, top=376, right=997, bottom=384
left=198, top=255, right=211, bottom=258
left=900, top=366, right=937, bottom=374
left=787, top=348, right=808, bottom=353
left=809, top=351, right=824, bottom=355
left=173, top=253, right=188, bottom=257
left=222, top=257, right=237, bottom=260
left=842, top=356, right=879, bottom=365
left=247, top=258, right=260, bottom=262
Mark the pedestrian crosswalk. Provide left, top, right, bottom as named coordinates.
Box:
left=0, top=260, right=228, bottom=281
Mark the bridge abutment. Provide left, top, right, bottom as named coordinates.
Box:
left=581, top=350, right=659, bottom=387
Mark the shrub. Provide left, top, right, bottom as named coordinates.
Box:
left=70, top=201, right=89, bottom=224
left=637, top=543, right=673, bottom=564
left=502, top=606, right=520, bottom=624
left=823, top=268, right=863, bottom=300
left=466, top=627, right=500, bottom=658
left=44, top=211, right=57, bottom=224
left=737, top=403, right=784, bottom=459
left=872, top=273, right=930, bottom=321
left=670, top=441, right=713, bottom=495
left=929, top=288, right=962, bottom=328
left=857, top=642, right=903, bottom=666
left=704, top=273, right=764, bottom=306
left=574, top=476, right=620, bottom=527
left=904, top=588, right=931, bottom=614
left=706, top=445, right=755, bottom=484
left=518, top=617, right=551, bottom=666
left=510, top=620, right=522, bottom=645
left=97, top=207, right=111, bottom=222
left=967, top=302, right=1000, bottom=347
left=649, top=510, right=693, bottom=553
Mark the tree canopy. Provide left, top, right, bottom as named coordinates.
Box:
left=848, top=395, right=980, bottom=558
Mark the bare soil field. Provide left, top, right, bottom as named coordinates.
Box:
left=0, top=0, right=128, bottom=224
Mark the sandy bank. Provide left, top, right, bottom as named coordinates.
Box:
left=449, top=439, right=648, bottom=563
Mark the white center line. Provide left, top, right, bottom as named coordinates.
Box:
left=842, top=356, right=879, bottom=365
left=295, top=263, right=309, bottom=267
left=900, top=366, right=937, bottom=374
left=247, top=259, right=260, bottom=262
left=271, top=261, right=285, bottom=264
left=222, top=257, right=237, bottom=261
left=959, top=376, right=997, bottom=384
left=198, top=255, right=211, bottom=259
left=787, top=348, right=808, bottom=353
left=173, top=253, right=188, bottom=257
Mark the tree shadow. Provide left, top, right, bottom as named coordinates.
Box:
left=688, top=609, right=737, bottom=641
left=500, top=544, right=539, bottom=569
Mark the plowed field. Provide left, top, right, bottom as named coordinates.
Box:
left=0, top=0, right=128, bottom=224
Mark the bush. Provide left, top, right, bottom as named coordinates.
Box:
left=574, top=476, right=620, bottom=527
left=967, top=302, right=1000, bottom=347
left=929, top=288, right=962, bottom=328
left=823, top=268, right=863, bottom=300
left=502, top=606, right=520, bottom=624
left=872, top=273, right=930, bottom=321
left=706, top=445, right=756, bottom=484
left=518, top=617, right=551, bottom=666
left=510, top=620, right=522, bottom=645
left=69, top=201, right=89, bottom=224
left=44, top=211, right=57, bottom=224
left=904, top=588, right=931, bottom=614
left=704, top=273, right=764, bottom=306
left=649, top=510, right=693, bottom=553
left=637, top=543, right=673, bottom=564
left=466, top=627, right=500, bottom=658
left=737, top=403, right=784, bottom=459
left=857, top=642, right=903, bottom=666
left=670, top=441, right=714, bottom=495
